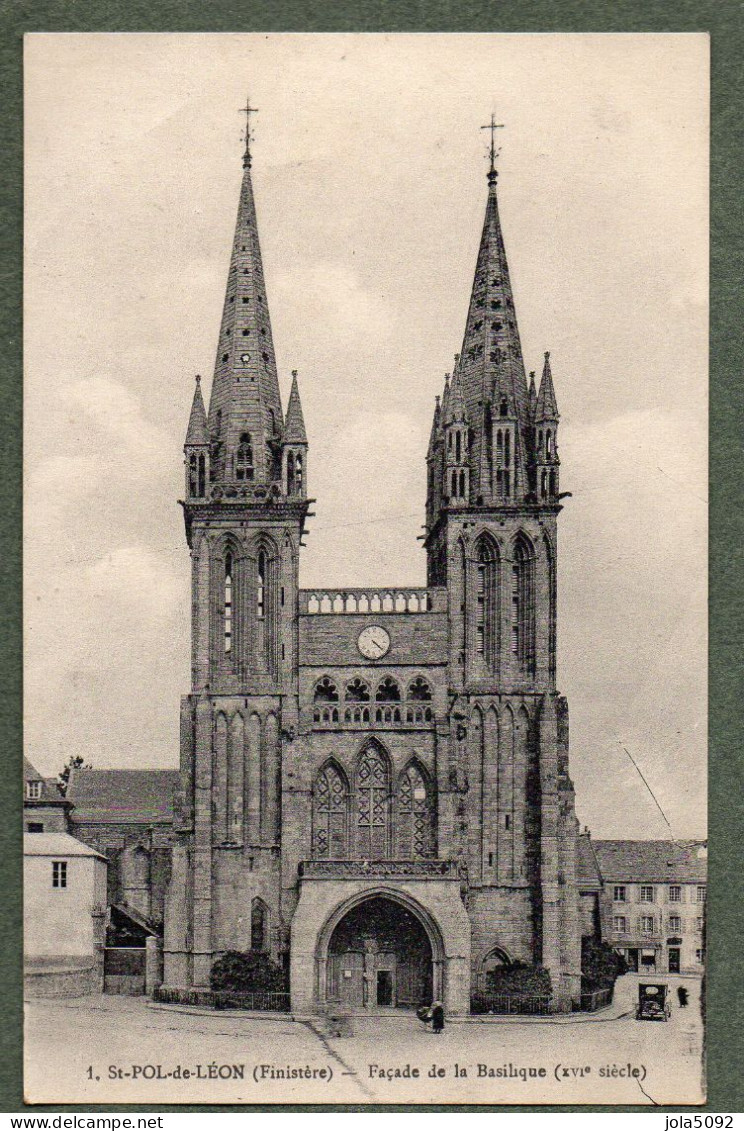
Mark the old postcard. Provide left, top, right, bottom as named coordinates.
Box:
left=23, top=32, right=708, bottom=1106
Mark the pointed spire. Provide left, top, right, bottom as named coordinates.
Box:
left=185, top=375, right=209, bottom=447
left=206, top=113, right=285, bottom=485
left=284, top=370, right=308, bottom=444
left=528, top=370, right=537, bottom=414
left=445, top=369, right=467, bottom=424
left=427, top=394, right=441, bottom=458
left=535, top=351, right=559, bottom=420
left=455, top=132, right=530, bottom=499
left=441, top=372, right=451, bottom=422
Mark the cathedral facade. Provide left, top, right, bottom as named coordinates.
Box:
left=162, top=126, right=582, bottom=1015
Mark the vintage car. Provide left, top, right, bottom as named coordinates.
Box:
left=635, top=982, right=671, bottom=1021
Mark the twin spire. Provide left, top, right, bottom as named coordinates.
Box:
left=184, top=108, right=559, bottom=509
left=185, top=103, right=307, bottom=495
left=427, top=127, right=560, bottom=509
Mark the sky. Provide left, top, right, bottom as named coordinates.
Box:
left=24, top=33, right=708, bottom=839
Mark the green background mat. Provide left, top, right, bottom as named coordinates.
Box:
left=1, top=1, right=741, bottom=1114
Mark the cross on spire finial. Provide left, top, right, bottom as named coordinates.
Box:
left=239, top=97, right=259, bottom=168
left=481, top=113, right=505, bottom=182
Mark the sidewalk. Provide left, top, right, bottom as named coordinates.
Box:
left=146, top=996, right=632, bottom=1025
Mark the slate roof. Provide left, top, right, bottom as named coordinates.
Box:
left=23, top=832, right=107, bottom=860
left=592, top=840, right=707, bottom=884
left=23, top=756, right=66, bottom=803
left=576, top=833, right=602, bottom=889
left=67, top=769, right=180, bottom=825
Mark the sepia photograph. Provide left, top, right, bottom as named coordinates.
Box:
left=23, top=32, right=708, bottom=1106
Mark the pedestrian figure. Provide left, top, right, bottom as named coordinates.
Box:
left=677, top=986, right=689, bottom=1008
left=431, top=1000, right=445, bottom=1034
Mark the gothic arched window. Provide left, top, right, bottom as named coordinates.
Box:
left=484, top=405, right=493, bottom=493
left=295, top=453, right=303, bottom=493
left=286, top=451, right=295, bottom=494
left=356, top=743, right=390, bottom=858
left=375, top=677, right=401, bottom=702
left=257, top=550, right=266, bottom=619
left=475, top=536, right=499, bottom=671
left=314, top=677, right=339, bottom=703
left=408, top=676, right=432, bottom=701
left=398, top=764, right=434, bottom=859
left=251, top=898, right=268, bottom=952
left=236, top=432, right=253, bottom=481
left=313, top=762, right=348, bottom=858
left=345, top=678, right=370, bottom=702
left=544, top=533, right=556, bottom=683
left=224, top=552, right=233, bottom=654
left=511, top=538, right=535, bottom=675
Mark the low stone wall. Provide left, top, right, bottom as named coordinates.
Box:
left=24, top=957, right=102, bottom=998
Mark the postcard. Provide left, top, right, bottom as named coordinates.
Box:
left=23, top=32, right=708, bottom=1106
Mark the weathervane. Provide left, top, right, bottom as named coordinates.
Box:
left=481, top=113, right=505, bottom=180
left=239, top=97, right=259, bottom=168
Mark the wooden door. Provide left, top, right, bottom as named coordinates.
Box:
left=328, top=952, right=363, bottom=1007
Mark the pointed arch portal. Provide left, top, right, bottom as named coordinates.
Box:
left=324, top=894, right=436, bottom=1010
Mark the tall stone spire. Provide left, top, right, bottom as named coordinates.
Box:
left=206, top=105, right=284, bottom=486
left=455, top=149, right=530, bottom=500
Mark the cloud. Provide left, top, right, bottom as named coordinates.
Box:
left=274, top=261, right=396, bottom=347
left=86, top=545, right=182, bottom=619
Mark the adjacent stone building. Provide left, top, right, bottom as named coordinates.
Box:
left=161, top=125, right=583, bottom=1015
left=592, top=840, right=707, bottom=975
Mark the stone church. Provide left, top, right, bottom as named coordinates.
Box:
left=161, top=122, right=582, bottom=1015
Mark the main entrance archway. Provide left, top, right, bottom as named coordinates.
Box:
left=325, top=895, right=435, bottom=1010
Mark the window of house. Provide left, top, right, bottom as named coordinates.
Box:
left=697, top=886, right=706, bottom=903
left=640, top=885, right=655, bottom=903
left=669, top=915, right=682, bottom=933
left=52, top=861, right=67, bottom=889
left=669, top=885, right=682, bottom=902
left=26, top=822, right=43, bottom=833
left=640, top=915, right=654, bottom=934
left=613, top=885, right=626, bottom=902
left=695, top=949, right=703, bottom=963
left=613, top=916, right=627, bottom=934
left=696, top=917, right=703, bottom=932
left=25, top=780, right=42, bottom=800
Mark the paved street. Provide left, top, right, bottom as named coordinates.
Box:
left=25, top=974, right=704, bottom=1106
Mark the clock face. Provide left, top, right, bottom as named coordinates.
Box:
left=357, top=625, right=391, bottom=660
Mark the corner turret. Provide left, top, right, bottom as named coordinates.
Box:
left=283, top=370, right=308, bottom=497
left=184, top=375, right=209, bottom=499
left=534, top=351, right=560, bottom=501
left=443, top=369, right=470, bottom=504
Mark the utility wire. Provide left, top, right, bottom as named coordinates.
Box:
left=619, top=744, right=676, bottom=842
